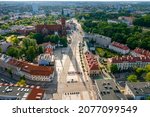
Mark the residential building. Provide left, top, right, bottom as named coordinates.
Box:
left=131, top=48, right=150, bottom=57
left=109, top=56, right=150, bottom=70
left=95, top=79, right=127, bottom=100
left=0, top=40, right=12, bottom=53
left=63, top=8, right=76, bottom=17
left=38, top=48, right=55, bottom=66
left=0, top=29, right=11, bottom=35
left=7, top=59, right=55, bottom=82
left=0, top=83, right=45, bottom=100
left=118, top=16, right=135, bottom=26
left=83, top=33, right=111, bottom=47
left=40, top=42, right=56, bottom=50
left=125, top=82, right=150, bottom=100
left=35, top=18, right=66, bottom=36
left=17, top=26, right=35, bottom=35
left=84, top=51, right=100, bottom=76
left=109, top=42, right=130, bottom=54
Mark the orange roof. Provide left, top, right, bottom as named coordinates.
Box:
left=44, top=48, right=53, bottom=54
left=26, top=87, right=45, bottom=100
left=36, top=24, right=62, bottom=31
left=8, top=59, right=54, bottom=76
left=111, top=42, right=129, bottom=50
left=85, top=51, right=99, bottom=71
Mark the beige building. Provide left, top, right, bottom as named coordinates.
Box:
left=109, top=56, right=150, bottom=70
left=84, top=51, right=100, bottom=76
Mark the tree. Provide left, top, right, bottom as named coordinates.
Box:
left=17, top=75, right=26, bottom=86
left=145, top=64, right=150, bottom=72
left=110, top=64, right=118, bottom=73
left=21, top=38, right=37, bottom=50
left=29, top=33, right=43, bottom=44
left=38, top=46, right=44, bottom=54
left=0, top=35, right=4, bottom=40
left=135, top=68, right=144, bottom=77
left=144, top=72, right=150, bottom=81
left=6, top=35, right=19, bottom=46
left=6, top=47, right=20, bottom=58
left=26, top=46, right=36, bottom=62
left=60, top=37, right=67, bottom=47
left=127, top=74, right=138, bottom=82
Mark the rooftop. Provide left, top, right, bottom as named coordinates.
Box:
left=132, top=48, right=150, bottom=57
left=111, top=56, right=150, bottom=63
left=111, top=42, right=130, bottom=50
left=85, top=51, right=99, bottom=70
left=7, top=59, right=54, bottom=76
left=126, top=82, right=150, bottom=96
left=95, top=79, right=127, bottom=100
left=0, top=83, right=44, bottom=100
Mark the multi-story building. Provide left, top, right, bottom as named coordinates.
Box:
left=118, top=16, right=135, bottom=26
left=35, top=18, right=66, bottom=36
left=0, top=40, right=12, bottom=53
left=109, top=56, right=150, bottom=70
left=109, top=42, right=130, bottom=55
left=95, top=79, right=127, bottom=100
left=7, top=59, right=54, bottom=82
left=130, top=48, right=150, bottom=57
left=40, top=42, right=56, bottom=50
left=16, top=26, right=35, bottom=35
left=84, top=51, right=100, bottom=76
left=38, top=48, right=55, bottom=66
left=125, top=82, right=150, bottom=100
left=0, top=83, right=45, bottom=100
left=83, top=33, right=111, bottom=47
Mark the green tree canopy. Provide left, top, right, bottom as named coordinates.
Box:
left=127, top=74, right=138, bottom=82
left=144, top=72, right=150, bottom=81
left=6, top=47, right=20, bottom=58
left=110, top=64, right=118, bottom=73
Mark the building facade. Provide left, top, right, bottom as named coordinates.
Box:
left=109, top=56, right=150, bottom=70
left=130, top=48, right=150, bottom=57
left=0, top=83, right=44, bottom=100
left=109, top=42, right=130, bottom=55
left=125, top=82, right=150, bottom=100
left=83, top=33, right=111, bottom=47
left=84, top=51, right=100, bottom=76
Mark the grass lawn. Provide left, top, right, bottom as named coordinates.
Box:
left=96, top=47, right=120, bottom=58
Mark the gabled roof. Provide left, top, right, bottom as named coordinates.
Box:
left=85, top=51, right=99, bottom=70
left=7, top=59, right=54, bottom=76
left=111, top=42, right=130, bottom=50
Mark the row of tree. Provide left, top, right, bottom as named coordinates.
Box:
left=82, top=20, right=150, bottom=50
left=29, top=33, right=68, bottom=47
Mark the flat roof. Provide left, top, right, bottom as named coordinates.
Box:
left=0, top=83, right=45, bottom=100
left=126, top=82, right=150, bottom=96
left=95, top=79, right=127, bottom=100
left=0, top=85, right=32, bottom=100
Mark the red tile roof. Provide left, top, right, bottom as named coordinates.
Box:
left=85, top=52, right=99, bottom=70
left=111, top=42, right=130, bottom=50
left=26, top=87, right=45, bottom=100
left=112, top=56, right=150, bottom=63
left=36, top=24, right=63, bottom=31
left=132, top=48, right=150, bottom=56
left=40, top=42, right=56, bottom=47
left=44, top=48, right=53, bottom=54
left=7, top=59, right=54, bottom=76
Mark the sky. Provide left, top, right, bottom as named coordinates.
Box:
left=0, top=0, right=150, bottom=2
